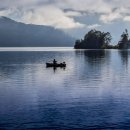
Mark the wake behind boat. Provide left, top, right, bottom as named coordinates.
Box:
left=46, top=59, right=66, bottom=68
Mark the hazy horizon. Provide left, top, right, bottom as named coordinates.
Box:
left=0, top=0, right=130, bottom=44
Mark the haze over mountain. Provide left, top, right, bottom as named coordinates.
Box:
left=1, top=0, right=130, bottom=44
left=0, top=16, right=75, bottom=47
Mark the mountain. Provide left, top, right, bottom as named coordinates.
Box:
left=0, top=16, right=75, bottom=47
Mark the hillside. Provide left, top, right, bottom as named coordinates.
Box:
left=0, top=16, right=75, bottom=47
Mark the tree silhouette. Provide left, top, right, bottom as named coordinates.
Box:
left=74, top=29, right=112, bottom=49
left=118, top=29, right=129, bottom=49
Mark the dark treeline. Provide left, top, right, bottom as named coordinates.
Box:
left=74, top=29, right=130, bottom=49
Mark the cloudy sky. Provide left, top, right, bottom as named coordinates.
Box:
left=0, top=0, right=130, bottom=43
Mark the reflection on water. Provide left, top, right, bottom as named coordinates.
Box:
left=0, top=49, right=130, bottom=129
left=119, top=50, right=129, bottom=67
left=47, top=66, right=66, bottom=73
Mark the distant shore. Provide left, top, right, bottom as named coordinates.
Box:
left=74, top=29, right=129, bottom=50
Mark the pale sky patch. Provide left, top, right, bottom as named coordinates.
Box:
left=123, top=16, right=130, bottom=22
left=88, top=24, right=101, bottom=29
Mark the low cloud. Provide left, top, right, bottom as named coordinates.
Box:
left=88, top=24, right=101, bottom=29
left=0, top=0, right=130, bottom=29
left=0, top=6, right=85, bottom=29
left=21, top=6, right=85, bottom=29
left=65, top=11, right=82, bottom=17
left=99, top=7, right=130, bottom=23
left=100, top=12, right=123, bottom=23
left=123, top=16, right=130, bottom=22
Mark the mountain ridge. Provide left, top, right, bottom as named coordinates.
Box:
left=0, top=16, right=75, bottom=47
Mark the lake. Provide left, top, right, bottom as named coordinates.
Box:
left=0, top=48, right=130, bottom=129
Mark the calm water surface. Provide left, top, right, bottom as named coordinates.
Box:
left=0, top=48, right=130, bottom=129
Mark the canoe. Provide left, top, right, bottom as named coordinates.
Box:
left=46, top=63, right=66, bottom=67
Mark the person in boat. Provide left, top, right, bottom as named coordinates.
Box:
left=53, top=59, right=57, bottom=64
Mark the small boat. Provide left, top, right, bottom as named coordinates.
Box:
left=46, top=62, right=66, bottom=67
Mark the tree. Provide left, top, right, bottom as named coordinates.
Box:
left=118, top=29, right=129, bottom=49
left=74, top=29, right=112, bottom=49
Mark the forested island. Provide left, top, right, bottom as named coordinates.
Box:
left=74, top=29, right=130, bottom=49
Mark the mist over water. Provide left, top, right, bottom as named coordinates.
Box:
left=0, top=48, right=130, bottom=129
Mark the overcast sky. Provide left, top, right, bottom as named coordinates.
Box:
left=0, top=0, right=130, bottom=43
